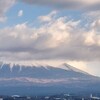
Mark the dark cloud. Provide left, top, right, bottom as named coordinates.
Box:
left=0, top=0, right=15, bottom=22
left=20, top=0, right=100, bottom=11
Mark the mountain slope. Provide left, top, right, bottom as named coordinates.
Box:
left=0, top=62, right=100, bottom=95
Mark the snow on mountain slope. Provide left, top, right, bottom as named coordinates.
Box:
left=0, top=62, right=88, bottom=74
left=0, top=62, right=91, bottom=79
left=59, top=63, right=89, bottom=75
left=0, top=62, right=100, bottom=95
left=0, top=62, right=97, bottom=86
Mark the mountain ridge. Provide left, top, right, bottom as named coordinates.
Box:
left=0, top=62, right=92, bottom=79
left=0, top=62, right=89, bottom=75
left=0, top=62, right=100, bottom=95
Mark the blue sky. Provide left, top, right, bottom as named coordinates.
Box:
left=0, top=0, right=100, bottom=76
left=0, top=0, right=84, bottom=27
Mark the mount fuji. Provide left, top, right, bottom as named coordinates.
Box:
left=0, top=62, right=100, bottom=96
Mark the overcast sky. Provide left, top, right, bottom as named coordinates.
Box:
left=0, top=0, right=100, bottom=76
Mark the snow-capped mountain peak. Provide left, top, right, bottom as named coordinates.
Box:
left=0, top=61, right=100, bottom=95
left=0, top=61, right=89, bottom=75
left=59, top=63, right=89, bottom=75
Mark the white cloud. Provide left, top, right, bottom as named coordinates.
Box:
left=18, top=10, right=23, bottom=17
left=0, top=11, right=100, bottom=62
left=83, top=17, right=100, bottom=46
left=0, top=16, right=7, bottom=22
left=67, top=61, right=88, bottom=72
left=0, top=0, right=15, bottom=22
left=38, top=11, right=57, bottom=22
left=84, top=31, right=96, bottom=46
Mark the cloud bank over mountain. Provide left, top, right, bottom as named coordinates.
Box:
left=0, top=11, right=100, bottom=61
left=0, top=0, right=99, bottom=76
